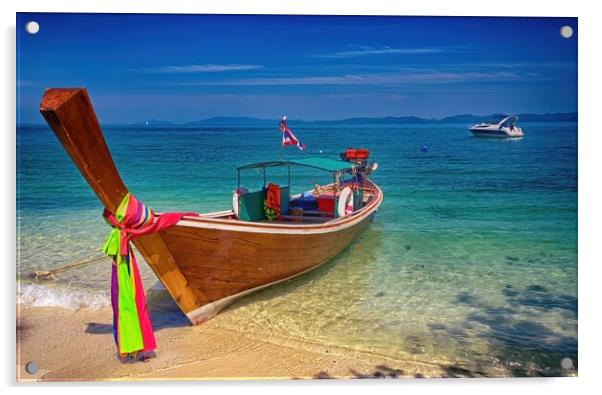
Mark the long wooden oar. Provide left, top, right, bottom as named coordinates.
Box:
left=29, top=253, right=108, bottom=280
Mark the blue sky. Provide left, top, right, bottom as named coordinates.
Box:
left=17, top=13, right=577, bottom=123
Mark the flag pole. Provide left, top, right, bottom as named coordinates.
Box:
left=280, top=115, right=285, bottom=160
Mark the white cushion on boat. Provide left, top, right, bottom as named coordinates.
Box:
left=232, top=187, right=249, bottom=219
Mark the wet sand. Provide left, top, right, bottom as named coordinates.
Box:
left=17, top=305, right=457, bottom=381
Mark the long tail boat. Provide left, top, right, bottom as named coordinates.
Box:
left=40, top=88, right=383, bottom=325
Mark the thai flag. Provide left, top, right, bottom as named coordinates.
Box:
left=279, top=116, right=305, bottom=150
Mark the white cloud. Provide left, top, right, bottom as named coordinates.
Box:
left=136, top=64, right=263, bottom=73
left=315, top=45, right=448, bottom=58
left=171, top=71, right=521, bottom=87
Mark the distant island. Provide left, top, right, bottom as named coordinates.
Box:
left=130, top=112, right=577, bottom=127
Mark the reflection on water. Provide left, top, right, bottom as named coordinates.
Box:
left=17, top=123, right=577, bottom=376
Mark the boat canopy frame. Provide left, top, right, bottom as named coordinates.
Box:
left=236, top=157, right=358, bottom=191
left=237, top=157, right=357, bottom=173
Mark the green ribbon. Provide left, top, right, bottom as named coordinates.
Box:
left=102, top=193, right=131, bottom=256
left=102, top=228, right=121, bottom=256
left=102, top=193, right=145, bottom=354
left=115, top=254, right=143, bottom=353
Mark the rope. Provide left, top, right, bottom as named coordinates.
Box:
left=29, top=250, right=108, bottom=280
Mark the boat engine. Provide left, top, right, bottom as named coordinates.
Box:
left=340, top=148, right=370, bottom=166
left=340, top=148, right=377, bottom=178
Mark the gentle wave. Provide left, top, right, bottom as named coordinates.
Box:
left=17, top=283, right=111, bottom=310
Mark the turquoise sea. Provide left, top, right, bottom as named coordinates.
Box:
left=17, top=122, right=577, bottom=376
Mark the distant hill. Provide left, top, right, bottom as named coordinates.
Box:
left=185, top=116, right=275, bottom=126
left=129, top=112, right=577, bottom=126
left=438, top=114, right=486, bottom=123
left=319, top=116, right=434, bottom=125
left=438, top=112, right=577, bottom=123
left=328, top=112, right=577, bottom=124
left=510, top=113, right=578, bottom=122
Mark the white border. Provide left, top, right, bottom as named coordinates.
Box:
left=3, top=1, right=600, bottom=394
left=3, top=0, right=584, bottom=17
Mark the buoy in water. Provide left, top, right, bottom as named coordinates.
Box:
left=421, top=145, right=429, bottom=152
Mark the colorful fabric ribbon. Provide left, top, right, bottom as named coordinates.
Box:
left=101, top=193, right=194, bottom=356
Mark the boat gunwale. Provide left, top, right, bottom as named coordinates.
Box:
left=172, top=179, right=383, bottom=233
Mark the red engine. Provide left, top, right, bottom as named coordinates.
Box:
left=340, top=148, right=370, bottom=165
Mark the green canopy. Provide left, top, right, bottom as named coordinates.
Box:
left=237, top=157, right=356, bottom=173
left=288, top=158, right=356, bottom=172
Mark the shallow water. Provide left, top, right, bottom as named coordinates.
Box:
left=17, top=122, right=577, bottom=376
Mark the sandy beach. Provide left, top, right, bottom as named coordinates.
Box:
left=16, top=305, right=478, bottom=381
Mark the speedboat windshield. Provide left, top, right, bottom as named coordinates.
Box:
left=498, top=115, right=518, bottom=127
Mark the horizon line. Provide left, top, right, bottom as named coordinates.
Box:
left=18, top=111, right=578, bottom=126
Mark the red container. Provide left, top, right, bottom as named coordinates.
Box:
left=316, top=194, right=336, bottom=213
left=343, top=148, right=369, bottom=160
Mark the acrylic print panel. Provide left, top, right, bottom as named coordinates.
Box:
left=16, top=13, right=577, bottom=380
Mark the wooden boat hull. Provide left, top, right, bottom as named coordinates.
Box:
left=162, top=197, right=380, bottom=323
left=39, top=88, right=383, bottom=325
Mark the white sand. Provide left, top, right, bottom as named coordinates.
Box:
left=17, top=305, right=456, bottom=381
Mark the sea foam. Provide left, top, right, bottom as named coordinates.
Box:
left=17, top=283, right=111, bottom=310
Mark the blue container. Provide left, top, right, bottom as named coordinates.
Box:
left=292, top=196, right=318, bottom=211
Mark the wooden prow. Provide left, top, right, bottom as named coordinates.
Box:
left=40, top=88, right=127, bottom=213
left=40, top=88, right=205, bottom=323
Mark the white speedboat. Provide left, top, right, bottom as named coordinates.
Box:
left=468, top=115, right=524, bottom=138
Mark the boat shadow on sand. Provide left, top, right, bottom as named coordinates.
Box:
left=83, top=246, right=353, bottom=336
left=86, top=226, right=383, bottom=335
left=84, top=289, right=191, bottom=335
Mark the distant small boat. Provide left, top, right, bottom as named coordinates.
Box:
left=468, top=115, right=524, bottom=138
left=39, top=88, right=383, bottom=325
